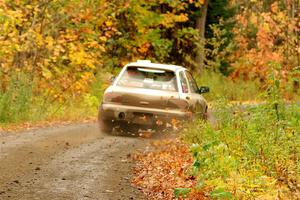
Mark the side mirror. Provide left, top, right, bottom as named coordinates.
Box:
left=198, top=86, right=209, bottom=94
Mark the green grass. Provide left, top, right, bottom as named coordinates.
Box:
left=195, top=70, right=261, bottom=102
left=0, top=73, right=33, bottom=123
left=0, top=70, right=111, bottom=127
left=196, top=69, right=300, bottom=102
left=181, top=99, right=300, bottom=199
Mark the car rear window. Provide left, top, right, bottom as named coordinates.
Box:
left=117, top=66, right=178, bottom=91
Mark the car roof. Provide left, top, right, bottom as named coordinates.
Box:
left=125, top=60, right=185, bottom=72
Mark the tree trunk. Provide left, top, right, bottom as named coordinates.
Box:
left=195, top=0, right=209, bottom=75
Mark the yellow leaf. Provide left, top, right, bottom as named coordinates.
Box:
left=99, top=36, right=107, bottom=42
left=105, top=20, right=113, bottom=27
left=262, top=23, right=270, bottom=33
left=250, top=14, right=257, bottom=25
left=45, top=36, right=54, bottom=49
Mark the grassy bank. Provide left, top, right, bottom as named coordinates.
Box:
left=197, top=70, right=300, bottom=102
left=196, top=71, right=261, bottom=102
left=180, top=100, right=299, bottom=199
left=132, top=100, right=299, bottom=199
left=178, top=71, right=300, bottom=199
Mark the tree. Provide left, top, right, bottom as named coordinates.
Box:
left=195, top=0, right=209, bottom=75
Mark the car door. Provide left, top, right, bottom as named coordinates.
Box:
left=178, top=70, right=193, bottom=111
left=185, top=71, right=207, bottom=116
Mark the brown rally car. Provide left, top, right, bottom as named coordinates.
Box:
left=98, top=60, right=209, bottom=133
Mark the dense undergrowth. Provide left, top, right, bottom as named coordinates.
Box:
left=197, top=70, right=300, bottom=102
left=179, top=74, right=300, bottom=199
left=132, top=96, right=299, bottom=199
left=0, top=70, right=109, bottom=126
left=196, top=71, right=260, bottom=102
left=180, top=102, right=299, bottom=199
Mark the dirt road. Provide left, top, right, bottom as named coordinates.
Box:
left=0, top=123, right=157, bottom=200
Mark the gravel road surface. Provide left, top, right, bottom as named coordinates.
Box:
left=0, top=123, right=155, bottom=200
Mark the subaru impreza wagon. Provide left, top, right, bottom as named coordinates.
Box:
left=98, top=60, right=209, bottom=133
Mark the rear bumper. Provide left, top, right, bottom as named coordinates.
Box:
left=100, top=103, right=192, bottom=124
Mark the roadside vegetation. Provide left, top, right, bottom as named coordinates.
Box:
left=179, top=77, right=300, bottom=199
left=134, top=104, right=300, bottom=199
left=0, top=70, right=109, bottom=128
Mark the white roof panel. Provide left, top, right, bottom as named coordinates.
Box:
left=126, top=60, right=185, bottom=72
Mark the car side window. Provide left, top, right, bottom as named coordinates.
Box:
left=186, top=72, right=199, bottom=93
left=179, top=71, right=189, bottom=93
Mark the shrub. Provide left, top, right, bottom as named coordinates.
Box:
left=181, top=67, right=300, bottom=199
left=181, top=100, right=299, bottom=199
left=0, top=72, right=33, bottom=123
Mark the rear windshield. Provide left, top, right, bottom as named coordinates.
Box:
left=117, top=66, right=178, bottom=91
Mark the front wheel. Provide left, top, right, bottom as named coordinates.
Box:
left=194, top=104, right=208, bottom=121
left=202, top=106, right=208, bottom=120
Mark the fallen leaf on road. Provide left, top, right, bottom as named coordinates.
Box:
left=132, top=139, right=209, bottom=200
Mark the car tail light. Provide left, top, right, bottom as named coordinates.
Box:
left=112, top=95, right=122, bottom=103
left=104, top=93, right=122, bottom=103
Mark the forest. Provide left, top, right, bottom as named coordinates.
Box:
left=0, top=0, right=299, bottom=199
left=0, top=0, right=299, bottom=123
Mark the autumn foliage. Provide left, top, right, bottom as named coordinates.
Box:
left=1, top=0, right=299, bottom=123
left=0, top=0, right=206, bottom=97
left=0, top=0, right=208, bottom=123
left=229, top=1, right=300, bottom=84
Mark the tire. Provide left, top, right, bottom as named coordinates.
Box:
left=118, top=121, right=139, bottom=135
left=98, top=107, right=114, bottom=134
left=99, top=118, right=114, bottom=134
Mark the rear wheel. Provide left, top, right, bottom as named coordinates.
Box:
left=99, top=118, right=114, bottom=134
left=98, top=108, right=114, bottom=134
left=118, top=122, right=140, bottom=135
